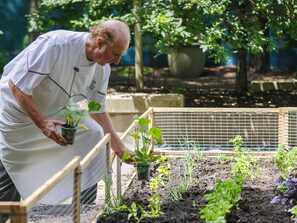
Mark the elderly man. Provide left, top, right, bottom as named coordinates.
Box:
left=0, top=19, right=132, bottom=207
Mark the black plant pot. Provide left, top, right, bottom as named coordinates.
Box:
left=136, top=162, right=150, bottom=181
left=61, top=125, right=77, bottom=145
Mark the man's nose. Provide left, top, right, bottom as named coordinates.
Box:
left=113, top=56, right=121, bottom=65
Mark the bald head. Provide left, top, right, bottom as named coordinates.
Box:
left=90, top=19, right=130, bottom=47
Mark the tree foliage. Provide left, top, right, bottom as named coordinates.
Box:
left=27, top=0, right=297, bottom=92
left=191, top=0, right=297, bottom=64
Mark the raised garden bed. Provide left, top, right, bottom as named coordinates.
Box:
left=98, top=155, right=291, bottom=223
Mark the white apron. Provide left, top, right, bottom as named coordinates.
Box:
left=0, top=30, right=110, bottom=204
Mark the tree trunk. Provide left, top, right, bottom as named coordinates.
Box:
left=236, top=48, right=248, bottom=93
left=249, top=52, right=270, bottom=73
left=249, top=16, right=270, bottom=74
left=29, top=0, right=38, bottom=43
left=134, top=0, right=143, bottom=92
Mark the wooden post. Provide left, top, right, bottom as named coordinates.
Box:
left=105, top=136, right=111, bottom=205
left=148, top=107, right=155, bottom=129
left=72, top=164, right=82, bottom=223
left=133, top=0, right=143, bottom=92
left=116, top=157, right=122, bottom=199
left=279, top=107, right=289, bottom=146
left=10, top=204, right=27, bottom=223
left=134, top=120, right=139, bottom=151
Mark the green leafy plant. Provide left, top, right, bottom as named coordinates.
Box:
left=126, top=158, right=169, bottom=222
left=59, top=101, right=101, bottom=130
left=102, top=173, right=128, bottom=217
left=217, top=154, right=231, bottom=165
left=147, top=194, right=164, bottom=218
left=123, top=117, right=163, bottom=165
left=200, top=176, right=243, bottom=223
left=127, top=202, right=147, bottom=223
left=168, top=140, right=203, bottom=201
left=289, top=204, right=297, bottom=222
left=270, top=146, right=297, bottom=210
left=229, top=135, right=260, bottom=180
left=273, top=145, right=297, bottom=179
left=200, top=135, right=260, bottom=222
left=149, top=162, right=171, bottom=192
left=169, top=182, right=188, bottom=201
left=141, top=0, right=204, bottom=55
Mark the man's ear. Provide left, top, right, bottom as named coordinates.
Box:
left=96, top=37, right=105, bottom=48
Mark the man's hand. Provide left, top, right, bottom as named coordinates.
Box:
left=40, top=119, right=68, bottom=146
left=115, top=148, right=135, bottom=165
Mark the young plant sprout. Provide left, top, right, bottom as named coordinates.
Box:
left=123, top=117, right=163, bottom=180
left=59, top=100, right=101, bottom=144
left=60, top=101, right=101, bottom=130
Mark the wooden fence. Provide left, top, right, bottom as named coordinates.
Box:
left=0, top=134, right=113, bottom=223
left=1, top=107, right=297, bottom=222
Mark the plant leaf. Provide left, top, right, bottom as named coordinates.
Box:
left=138, top=118, right=150, bottom=127
left=88, top=101, right=101, bottom=113
left=79, top=125, right=88, bottom=130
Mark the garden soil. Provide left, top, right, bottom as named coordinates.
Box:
left=27, top=66, right=297, bottom=222
left=97, top=156, right=291, bottom=223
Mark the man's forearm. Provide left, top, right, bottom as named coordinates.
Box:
left=91, top=112, right=127, bottom=154
left=9, top=80, right=46, bottom=129
left=8, top=80, right=66, bottom=145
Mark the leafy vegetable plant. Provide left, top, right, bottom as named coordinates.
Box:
left=59, top=101, right=101, bottom=130
left=271, top=168, right=297, bottom=210
left=273, top=145, right=297, bottom=179
left=123, top=117, right=163, bottom=165
left=200, top=135, right=259, bottom=222
left=271, top=146, right=297, bottom=210
left=230, top=135, right=260, bottom=180
left=125, top=157, right=169, bottom=222
left=200, top=177, right=243, bottom=223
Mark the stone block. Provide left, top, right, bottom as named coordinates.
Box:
left=106, top=93, right=185, bottom=132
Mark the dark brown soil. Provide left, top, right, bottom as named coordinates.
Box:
left=97, top=157, right=291, bottom=223
left=108, top=66, right=297, bottom=108
left=102, top=66, right=296, bottom=222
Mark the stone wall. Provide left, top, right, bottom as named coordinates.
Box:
left=106, top=93, right=185, bottom=132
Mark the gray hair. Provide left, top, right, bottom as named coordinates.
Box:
left=90, top=19, right=130, bottom=45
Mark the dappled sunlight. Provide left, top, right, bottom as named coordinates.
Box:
left=110, top=66, right=297, bottom=108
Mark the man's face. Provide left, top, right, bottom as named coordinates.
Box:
left=94, top=37, right=129, bottom=66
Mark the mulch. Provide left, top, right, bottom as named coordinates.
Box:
left=108, top=66, right=297, bottom=108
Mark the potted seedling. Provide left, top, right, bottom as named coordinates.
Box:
left=59, top=101, right=101, bottom=145
left=123, top=117, right=163, bottom=181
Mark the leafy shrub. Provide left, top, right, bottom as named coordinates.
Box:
left=0, top=51, right=9, bottom=76
left=230, top=135, right=260, bottom=179
left=273, top=145, right=297, bottom=179
left=271, top=169, right=297, bottom=210
left=271, top=146, right=297, bottom=211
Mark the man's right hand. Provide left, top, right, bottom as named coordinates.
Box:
left=40, top=119, right=67, bottom=146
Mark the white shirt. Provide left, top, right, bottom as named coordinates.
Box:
left=2, top=30, right=110, bottom=115
left=0, top=30, right=110, bottom=203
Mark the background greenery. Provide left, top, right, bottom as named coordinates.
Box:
left=1, top=0, right=297, bottom=93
